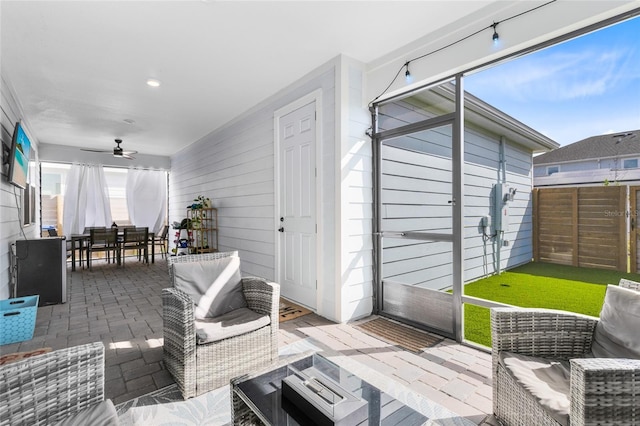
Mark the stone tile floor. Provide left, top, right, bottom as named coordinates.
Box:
left=0, top=256, right=498, bottom=425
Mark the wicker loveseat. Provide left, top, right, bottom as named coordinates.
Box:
left=491, top=280, right=640, bottom=426
left=0, top=342, right=118, bottom=426
left=163, top=251, right=280, bottom=399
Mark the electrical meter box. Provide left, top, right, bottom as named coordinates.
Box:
left=493, top=183, right=510, bottom=232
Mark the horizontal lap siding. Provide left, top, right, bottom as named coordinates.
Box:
left=340, top=61, right=374, bottom=321
left=464, top=137, right=534, bottom=276
left=170, top=69, right=335, bottom=282
left=380, top=130, right=453, bottom=289
left=534, top=186, right=626, bottom=271
left=1, top=76, right=41, bottom=299
left=380, top=114, right=534, bottom=290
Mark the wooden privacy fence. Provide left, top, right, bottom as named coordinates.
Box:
left=533, top=186, right=627, bottom=272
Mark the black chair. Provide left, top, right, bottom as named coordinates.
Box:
left=150, top=225, right=169, bottom=259
left=83, top=226, right=104, bottom=234
left=121, top=227, right=149, bottom=267
left=87, top=228, right=117, bottom=270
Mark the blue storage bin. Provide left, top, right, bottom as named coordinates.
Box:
left=0, top=295, right=39, bottom=345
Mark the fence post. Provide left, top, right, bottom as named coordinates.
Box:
left=572, top=188, right=579, bottom=267
left=619, top=185, right=628, bottom=272
left=533, top=188, right=539, bottom=262
left=631, top=186, right=637, bottom=274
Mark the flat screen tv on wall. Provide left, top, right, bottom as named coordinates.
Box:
left=8, top=122, right=31, bottom=189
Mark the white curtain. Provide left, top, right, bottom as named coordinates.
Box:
left=126, top=169, right=167, bottom=234
left=63, top=164, right=113, bottom=236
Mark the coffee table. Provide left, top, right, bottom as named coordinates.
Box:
left=231, top=352, right=429, bottom=425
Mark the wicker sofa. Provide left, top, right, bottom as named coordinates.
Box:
left=0, top=342, right=118, bottom=426
left=163, top=251, right=280, bottom=399
left=491, top=280, right=640, bottom=426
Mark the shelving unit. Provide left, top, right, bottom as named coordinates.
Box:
left=187, top=207, right=218, bottom=254
left=171, top=227, right=192, bottom=256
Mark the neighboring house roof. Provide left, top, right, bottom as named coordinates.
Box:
left=534, top=130, right=640, bottom=165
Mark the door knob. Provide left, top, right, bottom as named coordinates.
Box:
left=278, top=227, right=284, bottom=232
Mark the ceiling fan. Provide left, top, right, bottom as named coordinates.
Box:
left=81, top=139, right=137, bottom=159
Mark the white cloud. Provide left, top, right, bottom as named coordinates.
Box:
left=467, top=47, right=637, bottom=103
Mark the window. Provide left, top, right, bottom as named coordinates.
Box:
left=40, top=163, right=70, bottom=232
left=623, top=158, right=638, bottom=169
left=103, top=167, right=130, bottom=226
left=40, top=163, right=132, bottom=234
left=547, top=166, right=559, bottom=175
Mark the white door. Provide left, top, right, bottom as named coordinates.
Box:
left=278, top=101, right=316, bottom=309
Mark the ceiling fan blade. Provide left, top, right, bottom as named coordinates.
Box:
left=80, top=148, right=111, bottom=153
left=82, top=139, right=136, bottom=158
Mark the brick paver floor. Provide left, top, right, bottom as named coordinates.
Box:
left=0, top=255, right=497, bottom=424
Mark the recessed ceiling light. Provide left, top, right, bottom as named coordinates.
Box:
left=146, top=79, right=161, bottom=87
left=123, top=118, right=136, bottom=125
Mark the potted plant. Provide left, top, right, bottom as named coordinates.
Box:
left=190, top=195, right=212, bottom=209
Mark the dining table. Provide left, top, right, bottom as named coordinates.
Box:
left=70, top=229, right=155, bottom=271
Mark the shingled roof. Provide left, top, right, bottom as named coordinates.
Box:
left=534, top=130, right=640, bottom=165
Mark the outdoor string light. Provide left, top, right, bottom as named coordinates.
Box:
left=369, top=0, right=557, bottom=106
left=404, top=62, right=413, bottom=84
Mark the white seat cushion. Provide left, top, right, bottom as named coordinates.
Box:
left=172, top=256, right=247, bottom=319
left=591, top=284, right=640, bottom=359
left=500, top=351, right=571, bottom=426
left=55, top=399, right=119, bottom=426
left=195, top=307, right=270, bottom=344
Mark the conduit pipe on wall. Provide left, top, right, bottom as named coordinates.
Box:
left=496, top=136, right=506, bottom=275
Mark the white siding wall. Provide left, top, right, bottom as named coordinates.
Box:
left=1, top=76, right=40, bottom=299
left=558, top=160, right=600, bottom=173
left=170, top=60, right=342, bottom=321
left=339, top=58, right=372, bottom=321
left=378, top=99, right=534, bottom=290
left=465, top=137, right=534, bottom=280
left=534, top=157, right=637, bottom=185
left=533, top=164, right=555, bottom=177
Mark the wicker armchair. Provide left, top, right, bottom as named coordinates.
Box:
left=619, top=277, right=640, bottom=291
left=0, top=342, right=118, bottom=425
left=491, top=280, right=640, bottom=426
left=163, top=251, right=280, bottom=399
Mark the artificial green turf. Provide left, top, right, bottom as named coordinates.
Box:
left=463, top=262, right=640, bottom=348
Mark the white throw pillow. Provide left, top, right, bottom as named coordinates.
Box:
left=591, top=284, right=640, bottom=359
left=172, top=257, right=247, bottom=319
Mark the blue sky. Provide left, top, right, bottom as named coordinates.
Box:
left=465, top=15, right=640, bottom=146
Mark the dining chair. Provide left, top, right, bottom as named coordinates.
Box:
left=118, top=226, right=136, bottom=257
left=83, top=226, right=104, bottom=235
left=87, top=228, right=117, bottom=270
left=150, top=225, right=169, bottom=259
left=121, top=227, right=149, bottom=267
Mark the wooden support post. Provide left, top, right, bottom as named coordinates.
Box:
left=572, top=188, right=579, bottom=267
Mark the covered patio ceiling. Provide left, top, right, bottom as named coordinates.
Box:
left=1, top=1, right=498, bottom=157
